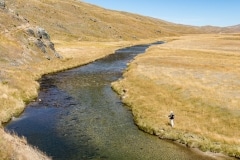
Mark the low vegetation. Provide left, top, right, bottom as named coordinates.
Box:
left=112, top=34, right=240, bottom=158
left=0, top=129, right=51, bottom=160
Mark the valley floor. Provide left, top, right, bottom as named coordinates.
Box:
left=1, top=34, right=240, bottom=159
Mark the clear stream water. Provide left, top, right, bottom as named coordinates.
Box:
left=5, top=42, right=217, bottom=160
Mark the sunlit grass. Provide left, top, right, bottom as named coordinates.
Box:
left=0, top=128, right=51, bottom=160
left=112, top=34, right=240, bottom=158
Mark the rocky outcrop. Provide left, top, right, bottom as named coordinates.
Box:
left=26, top=27, right=61, bottom=60
left=0, top=0, right=5, bottom=9
left=1, top=2, right=61, bottom=64
left=37, top=27, right=50, bottom=39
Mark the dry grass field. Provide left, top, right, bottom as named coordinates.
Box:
left=0, top=129, right=51, bottom=160
left=112, top=34, right=240, bottom=158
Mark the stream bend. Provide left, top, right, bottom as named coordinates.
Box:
left=6, top=42, right=215, bottom=160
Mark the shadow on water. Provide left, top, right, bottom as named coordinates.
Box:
left=5, top=42, right=217, bottom=159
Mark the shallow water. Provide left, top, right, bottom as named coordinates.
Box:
left=6, top=43, right=216, bottom=159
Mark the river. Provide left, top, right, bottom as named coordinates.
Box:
left=5, top=42, right=216, bottom=159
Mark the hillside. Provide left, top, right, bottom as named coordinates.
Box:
left=5, top=0, right=205, bottom=42
left=1, top=0, right=208, bottom=68
left=0, top=3, right=60, bottom=67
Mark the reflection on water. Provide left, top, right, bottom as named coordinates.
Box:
left=6, top=43, right=215, bottom=159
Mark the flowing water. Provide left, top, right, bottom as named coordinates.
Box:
left=5, top=43, right=217, bottom=159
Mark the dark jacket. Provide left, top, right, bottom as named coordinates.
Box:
left=168, top=113, right=174, bottom=120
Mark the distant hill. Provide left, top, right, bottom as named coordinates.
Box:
left=225, top=24, right=240, bottom=32
left=199, top=24, right=240, bottom=33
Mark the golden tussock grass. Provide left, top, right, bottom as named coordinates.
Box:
left=0, top=128, right=51, bottom=160
left=112, top=34, right=240, bottom=158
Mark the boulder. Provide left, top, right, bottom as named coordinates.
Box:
left=26, top=26, right=61, bottom=59
left=37, top=27, right=50, bottom=40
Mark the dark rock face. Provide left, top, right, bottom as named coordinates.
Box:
left=35, top=39, right=47, bottom=53
left=26, top=26, right=61, bottom=60
left=48, top=42, right=55, bottom=51
left=37, top=27, right=50, bottom=40
left=0, top=0, right=5, bottom=9
left=27, top=28, right=35, bottom=37
left=26, top=27, right=50, bottom=40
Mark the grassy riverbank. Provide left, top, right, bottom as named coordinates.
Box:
left=0, top=40, right=157, bottom=159
left=112, top=34, right=240, bottom=159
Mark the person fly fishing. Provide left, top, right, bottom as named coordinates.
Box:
left=168, top=111, right=174, bottom=127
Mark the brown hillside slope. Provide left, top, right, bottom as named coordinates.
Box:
left=0, top=6, right=60, bottom=67
left=5, top=0, right=204, bottom=42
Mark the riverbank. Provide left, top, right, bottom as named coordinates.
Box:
left=1, top=35, right=239, bottom=159
left=112, top=34, right=240, bottom=159
left=0, top=39, right=157, bottom=159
